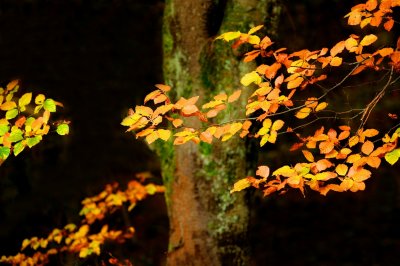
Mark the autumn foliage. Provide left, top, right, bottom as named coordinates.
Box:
left=122, top=0, right=400, bottom=197
left=3, top=0, right=400, bottom=264
left=0, top=80, right=69, bottom=166
left=0, top=175, right=164, bottom=265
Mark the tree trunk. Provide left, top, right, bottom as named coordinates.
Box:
left=158, top=0, right=280, bottom=265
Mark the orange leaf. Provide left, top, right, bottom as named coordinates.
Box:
left=228, top=90, right=242, bottom=103
left=338, top=130, right=350, bottom=140
left=384, top=18, right=394, bottom=31
left=315, top=159, right=334, bottom=172
left=172, top=119, right=183, bottom=128
left=256, top=166, right=270, bottom=178
left=366, top=0, right=378, bottom=11
left=181, top=105, right=199, bottom=115
left=302, top=150, right=314, bottom=162
left=361, top=140, right=374, bottom=155
left=155, top=84, right=171, bottom=92
left=319, top=141, right=334, bottom=154
left=352, top=168, right=371, bottom=182
left=330, top=41, right=345, bottom=57
left=367, top=156, right=381, bottom=168
left=348, top=135, right=359, bottom=147
left=362, top=128, right=379, bottom=137
left=200, top=131, right=213, bottom=144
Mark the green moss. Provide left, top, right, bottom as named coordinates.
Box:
left=154, top=139, right=175, bottom=209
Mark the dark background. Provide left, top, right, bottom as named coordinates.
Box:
left=0, top=0, right=399, bottom=265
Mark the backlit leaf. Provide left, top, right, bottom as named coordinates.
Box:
left=228, top=90, right=242, bottom=103
left=26, top=136, right=42, bottom=148
left=241, top=71, right=262, bottom=86
left=181, top=104, right=199, bottom=115
left=360, top=34, right=377, bottom=46
left=0, top=146, right=10, bottom=160
left=230, top=178, right=251, bottom=193
left=43, top=99, right=56, bottom=112
left=172, top=119, right=183, bottom=128
left=302, top=150, right=314, bottom=162
left=287, top=76, right=303, bottom=89
left=330, top=56, right=342, bottom=66
left=361, top=140, right=374, bottom=155
left=5, top=109, right=18, bottom=120
left=295, top=107, right=312, bottom=119
left=315, top=102, right=328, bottom=112
left=18, top=93, right=32, bottom=107
left=13, top=141, right=25, bottom=156
left=56, top=124, right=70, bottom=135
left=385, top=149, right=400, bottom=165
left=0, top=101, right=17, bottom=111
left=348, top=135, right=359, bottom=147
left=335, top=164, right=348, bottom=176
left=35, top=94, right=45, bottom=104
left=158, top=129, right=171, bottom=141
left=256, top=166, right=270, bottom=178
left=248, top=25, right=263, bottom=35
left=271, top=120, right=284, bottom=131
left=216, top=31, right=241, bottom=42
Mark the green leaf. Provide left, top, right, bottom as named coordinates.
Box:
left=13, top=141, right=25, bottom=156
left=0, top=124, right=9, bottom=136
left=26, top=136, right=42, bottom=148
left=18, top=93, right=32, bottom=107
left=43, top=99, right=56, bottom=112
left=0, top=146, right=10, bottom=160
left=8, top=129, right=23, bottom=143
left=5, top=109, right=18, bottom=120
left=385, top=149, right=400, bottom=165
left=56, top=124, right=69, bottom=135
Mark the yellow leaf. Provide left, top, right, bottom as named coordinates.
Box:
left=295, top=107, right=312, bottom=119
left=260, top=134, right=269, bottom=147
left=330, top=56, right=342, bottom=66
left=287, top=76, right=304, bottom=89
left=216, top=31, right=241, bottom=42
left=248, top=35, right=261, bottom=45
left=360, top=34, right=377, bottom=46
left=271, top=120, right=284, bottom=131
left=146, top=131, right=159, bottom=144
left=157, top=129, right=171, bottom=141
left=35, top=94, right=45, bottom=104
left=272, top=165, right=296, bottom=177
left=0, top=101, right=16, bottom=111
left=230, top=178, right=251, bottom=193
left=240, top=71, right=262, bottom=86
left=287, top=60, right=308, bottom=74
left=315, top=102, right=328, bottom=112
left=345, top=37, right=359, bottom=52
left=348, top=135, right=359, bottom=147
left=18, top=93, right=32, bottom=107
left=248, top=25, right=263, bottom=35
left=268, top=131, right=277, bottom=144
left=335, top=164, right=348, bottom=176
left=352, top=168, right=371, bottom=182
left=302, top=150, right=315, bottom=162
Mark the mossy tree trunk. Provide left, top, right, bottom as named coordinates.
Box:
left=159, top=0, right=280, bottom=265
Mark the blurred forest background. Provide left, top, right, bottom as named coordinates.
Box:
left=0, top=0, right=399, bottom=265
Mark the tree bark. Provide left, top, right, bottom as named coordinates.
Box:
left=158, top=0, right=280, bottom=265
